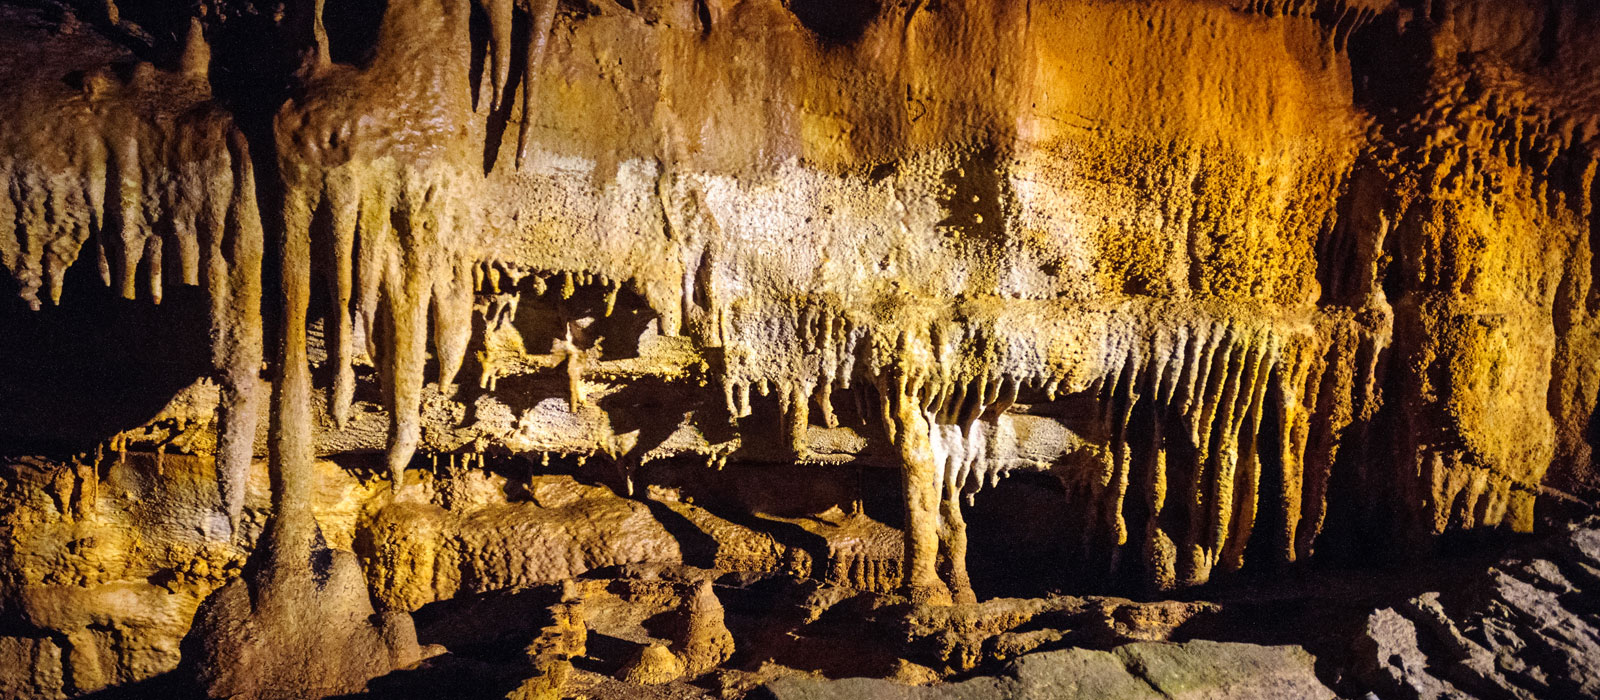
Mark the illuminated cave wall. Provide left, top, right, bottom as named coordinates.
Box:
left=0, top=0, right=1598, bottom=695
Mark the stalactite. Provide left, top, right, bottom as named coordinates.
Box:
left=1272, top=338, right=1318, bottom=562
left=1218, top=332, right=1275, bottom=572
left=1107, top=344, right=1143, bottom=549
left=325, top=169, right=360, bottom=428
left=383, top=196, right=434, bottom=488
left=1143, top=332, right=1181, bottom=591
left=480, top=0, right=514, bottom=112
left=1, top=38, right=264, bottom=530
left=434, top=258, right=475, bottom=389
left=474, top=0, right=560, bottom=169
left=210, top=131, right=265, bottom=531
left=1296, top=332, right=1351, bottom=558
left=516, top=0, right=558, bottom=170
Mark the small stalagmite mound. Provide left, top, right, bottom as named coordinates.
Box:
left=673, top=579, right=737, bottom=677
left=618, top=641, right=686, bottom=686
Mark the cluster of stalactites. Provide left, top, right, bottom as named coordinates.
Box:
left=279, top=159, right=479, bottom=489
left=690, top=288, right=1390, bottom=590
left=862, top=309, right=1387, bottom=591
left=719, top=298, right=868, bottom=455
left=1383, top=69, right=1600, bottom=220
left=473, top=0, right=560, bottom=170
left=1231, top=0, right=1389, bottom=50
left=875, top=361, right=1031, bottom=512
left=698, top=294, right=1387, bottom=565
left=1233, top=0, right=1392, bottom=16
left=1066, top=318, right=1384, bottom=589
left=0, top=28, right=264, bottom=530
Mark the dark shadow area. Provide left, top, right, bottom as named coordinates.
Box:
left=1239, top=375, right=1290, bottom=577
left=75, top=671, right=202, bottom=700
left=504, top=272, right=659, bottom=361
left=413, top=586, right=559, bottom=655
left=788, top=0, right=878, bottom=45
left=640, top=496, right=721, bottom=569
left=715, top=575, right=903, bottom=679
left=1344, top=0, right=1430, bottom=115
left=0, top=262, right=212, bottom=456
left=965, top=472, right=1071, bottom=600
left=334, top=653, right=528, bottom=700
left=322, top=0, right=387, bottom=66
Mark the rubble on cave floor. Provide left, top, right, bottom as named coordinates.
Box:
left=0, top=448, right=1595, bottom=699
left=346, top=516, right=1600, bottom=700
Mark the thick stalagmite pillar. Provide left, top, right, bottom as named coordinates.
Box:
left=185, top=171, right=419, bottom=700
left=263, top=189, right=317, bottom=579
left=891, top=381, right=952, bottom=605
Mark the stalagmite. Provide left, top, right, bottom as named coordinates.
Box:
left=561, top=326, right=586, bottom=410
left=938, top=482, right=976, bottom=604
left=179, top=17, right=210, bottom=80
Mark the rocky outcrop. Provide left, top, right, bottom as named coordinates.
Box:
left=359, top=488, right=685, bottom=612
left=1352, top=518, right=1600, bottom=700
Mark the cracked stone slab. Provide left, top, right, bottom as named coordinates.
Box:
left=755, top=640, right=1334, bottom=700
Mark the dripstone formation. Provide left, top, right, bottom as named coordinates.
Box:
left=0, top=0, right=1597, bottom=697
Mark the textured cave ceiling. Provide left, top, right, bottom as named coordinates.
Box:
left=0, top=0, right=1598, bottom=698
